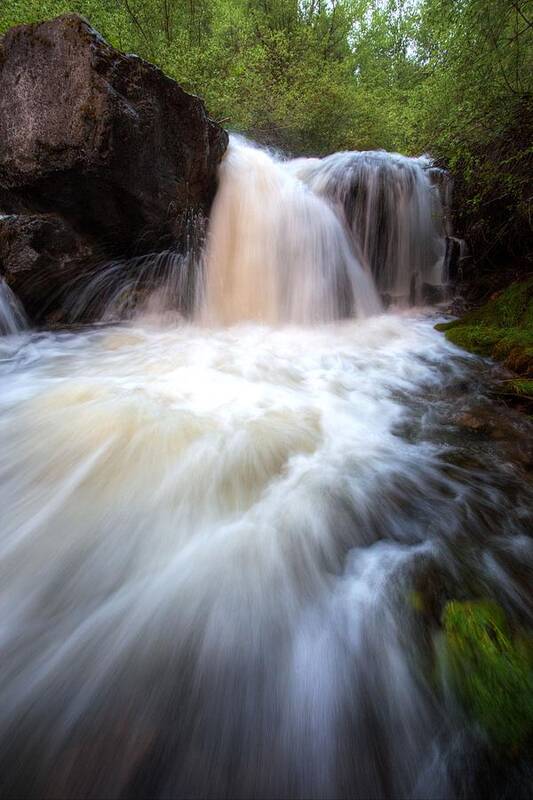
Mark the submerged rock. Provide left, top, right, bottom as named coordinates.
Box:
left=453, top=411, right=488, bottom=432
left=0, top=14, right=228, bottom=323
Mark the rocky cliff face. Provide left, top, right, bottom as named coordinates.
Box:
left=0, top=14, right=228, bottom=323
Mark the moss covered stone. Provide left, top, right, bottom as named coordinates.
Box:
left=442, top=600, right=533, bottom=751
left=435, top=279, right=533, bottom=382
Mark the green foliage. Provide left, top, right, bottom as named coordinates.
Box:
left=438, top=279, right=533, bottom=330
left=0, top=1, right=531, bottom=261
left=499, top=378, right=533, bottom=398
left=404, top=0, right=533, bottom=268
left=436, top=279, right=533, bottom=374
left=442, top=600, right=533, bottom=751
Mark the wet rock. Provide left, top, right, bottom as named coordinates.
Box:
left=446, top=294, right=469, bottom=316
left=0, top=14, right=228, bottom=322
left=444, top=236, right=463, bottom=282
left=0, top=213, right=97, bottom=323
left=422, top=282, right=448, bottom=305
left=426, top=167, right=466, bottom=288
left=426, top=165, right=454, bottom=236
left=453, top=412, right=488, bottom=432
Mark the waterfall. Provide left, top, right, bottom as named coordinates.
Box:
left=196, top=138, right=449, bottom=321
left=0, top=278, right=27, bottom=334
left=290, top=150, right=447, bottom=304
left=38, top=136, right=450, bottom=327
left=201, top=137, right=381, bottom=325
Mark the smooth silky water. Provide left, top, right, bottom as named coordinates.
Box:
left=0, top=277, right=27, bottom=335
left=0, top=138, right=531, bottom=799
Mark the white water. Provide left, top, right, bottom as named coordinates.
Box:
left=38, top=138, right=446, bottom=327
left=0, top=138, right=531, bottom=799
left=290, top=150, right=446, bottom=302
left=202, top=138, right=381, bottom=324
left=0, top=314, right=531, bottom=799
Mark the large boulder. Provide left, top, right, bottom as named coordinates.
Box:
left=0, top=14, right=228, bottom=323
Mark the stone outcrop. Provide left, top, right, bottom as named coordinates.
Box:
left=0, top=14, right=228, bottom=323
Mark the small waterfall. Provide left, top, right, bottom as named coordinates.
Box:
left=62, top=209, right=207, bottom=325
left=201, top=137, right=381, bottom=325
left=57, top=138, right=449, bottom=326
left=290, top=150, right=446, bottom=304
left=65, top=249, right=199, bottom=324
left=0, top=278, right=27, bottom=335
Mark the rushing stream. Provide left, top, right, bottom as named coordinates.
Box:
left=0, top=138, right=531, bottom=799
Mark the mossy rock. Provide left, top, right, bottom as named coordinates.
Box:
left=438, top=280, right=533, bottom=331
left=442, top=600, right=533, bottom=751
left=436, top=279, right=533, bottom=378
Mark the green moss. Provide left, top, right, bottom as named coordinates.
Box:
left=497, top=379, right=533, bottom=398
left=442, top=600, right=533, bottom=751
left=436, top=279, right=533, bottom=377
left=443, top=325, right=503, bottom=356
left=439, top=280, right=533, bottom=331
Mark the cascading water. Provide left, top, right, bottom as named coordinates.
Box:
left=46, top=137, right=444, bottom=326
left=202, top=137, right=381, bottom=324
left=0, top=137, right=531, bottom=800
left=290, top=150, right=447, bottom=303
left=0, top=277, right=27, bottom=334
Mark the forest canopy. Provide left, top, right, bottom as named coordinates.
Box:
left=1, top=0, right=532, bottom=271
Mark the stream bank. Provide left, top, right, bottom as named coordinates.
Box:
left=436, top=279, right=533, bottom=413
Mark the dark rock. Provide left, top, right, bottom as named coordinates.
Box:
left=421, top=282, right=448, bottom=305
left=427, top=167, right=468, bottom=290
left=0, top=14, right=227, bottom=323
left=444, top=236, right=463, bottom=282
left=0, top=213, right=98, bottom=322
left=0, top=14, right=227, bottom=250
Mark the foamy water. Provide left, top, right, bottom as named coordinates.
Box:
left=202, top=138, right=381, bottom=325
left=0, top=312, right=531, bottom=798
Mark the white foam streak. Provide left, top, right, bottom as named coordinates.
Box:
left=0, top=278, right=27, bottom=334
